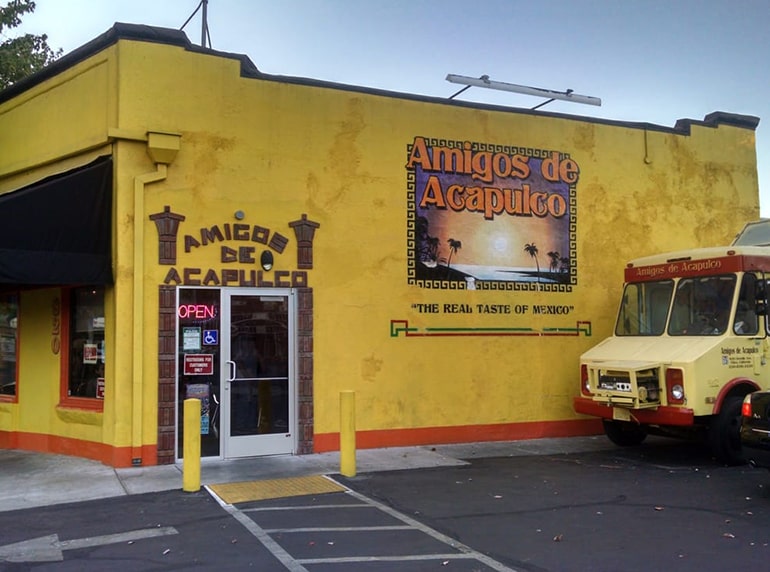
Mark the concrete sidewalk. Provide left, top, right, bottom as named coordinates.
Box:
left=0, top=435, right=613, bottom=513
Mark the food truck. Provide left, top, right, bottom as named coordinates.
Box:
left=574, top=220, right=770, bottom=464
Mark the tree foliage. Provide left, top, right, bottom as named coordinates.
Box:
left=0, top=0, right=61, bottom=90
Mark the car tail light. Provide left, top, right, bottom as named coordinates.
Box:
left=742, top=394, right=753, bottom=417
left=665, top=368, right=685, bottom=404
left=580, top=364, right=592, bottom=396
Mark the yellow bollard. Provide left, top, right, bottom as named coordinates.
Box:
left=183, top=398, right=201, bottom=492
left=340, top=390, right=356, bottom=477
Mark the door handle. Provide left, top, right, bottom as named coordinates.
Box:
left=225, top=360, right=235, bottom=382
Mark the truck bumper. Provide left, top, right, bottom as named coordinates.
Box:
left=573, top=396, right=695, bottom=426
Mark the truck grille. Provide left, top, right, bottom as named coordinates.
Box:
left=597, top=368, right=660, bottom=405
left=598, top=374, right=632, bottom=392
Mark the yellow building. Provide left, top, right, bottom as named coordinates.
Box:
left=0, top=24, right=760, bottom=467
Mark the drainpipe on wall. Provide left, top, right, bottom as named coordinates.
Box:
left=132, top=132, right=180, bottom=466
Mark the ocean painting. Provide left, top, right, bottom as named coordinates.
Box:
left=407, top=136, right=577, bottom=291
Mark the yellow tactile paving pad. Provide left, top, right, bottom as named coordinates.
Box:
left=209, top=475, right=347, bottom=504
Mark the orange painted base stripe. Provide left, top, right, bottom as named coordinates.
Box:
left=3, top=420, right=604, bottom=465
left=0, top=430, right=158, bottom=468
left=313, top=418, right=603, bottom=453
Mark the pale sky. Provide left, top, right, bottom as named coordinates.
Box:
left=12, top=0, right=770, bottom=216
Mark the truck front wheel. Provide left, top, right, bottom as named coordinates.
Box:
left=602, top=420, right=647, bottom=446
left=709, top=396, right=746, bottom=466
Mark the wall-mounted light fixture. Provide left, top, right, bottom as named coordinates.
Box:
left=260, top=250, right=274, bottom=271
left=445, top=74, right=601, bottom=110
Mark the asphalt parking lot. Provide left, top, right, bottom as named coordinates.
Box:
left=338, top=438, right=770, bottom=572
left=3, top=437, right=770, bottom=571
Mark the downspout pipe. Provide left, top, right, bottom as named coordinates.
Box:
left=131, top=132, right=180, bottom=466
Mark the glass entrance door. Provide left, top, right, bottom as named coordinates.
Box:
left=222, top=289, right=295, bottom=458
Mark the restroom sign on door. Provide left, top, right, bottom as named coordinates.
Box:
left=183, top=354, right=214, bottom=375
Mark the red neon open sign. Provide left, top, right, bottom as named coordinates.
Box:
left=178, top=304, right=217, bottom=319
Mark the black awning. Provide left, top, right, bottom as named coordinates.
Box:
left=0, top=156, right=113, bottom=286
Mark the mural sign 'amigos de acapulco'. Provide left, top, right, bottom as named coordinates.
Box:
left=407, top=136, right=579, bottom=292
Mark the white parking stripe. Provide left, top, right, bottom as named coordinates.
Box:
left=263, top=525, right=411, bottom=533
left=206, top=485, right=309, bottom=572
left=298, top=553, right=482, bottom=565
left=339, top=483, right=518, bottom=572
left=208, top=481, right=517, bottom=572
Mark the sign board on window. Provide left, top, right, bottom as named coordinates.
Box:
left=183, top=327, right=201, bottom=351
left=83, top=343, right=98, bottom=364
left=183, top=354, right=214, bottom=375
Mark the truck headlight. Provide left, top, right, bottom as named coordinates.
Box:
left=665, top=368, right=685, bottom=404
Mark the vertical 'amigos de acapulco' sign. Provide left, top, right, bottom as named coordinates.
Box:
left=406, top=136, right=579, bottom=292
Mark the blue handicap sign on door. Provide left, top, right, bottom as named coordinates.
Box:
left=203, top=330, right=218, bottom=346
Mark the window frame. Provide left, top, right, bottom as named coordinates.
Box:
left=615, top=279, right=674, bottom=336
left=59, top=286, right=105, bottom=411
left=0, top=291, right=19, bottom=403
left=667, top=274, right=737, bottom=337
left=733, top=273, right=760, bottom=336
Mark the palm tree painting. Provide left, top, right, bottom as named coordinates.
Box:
left=547, top=251, right=560, bottom=273
left=446, top=238, right=462, bottom=277
left=524, top=242, right=540, bottom=282
left=427, top=236, right=439, bottom=265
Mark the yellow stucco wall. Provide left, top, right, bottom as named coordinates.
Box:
left=0, top=31, right=760, bottom=462
left=115, top=41, right=757, bottom=438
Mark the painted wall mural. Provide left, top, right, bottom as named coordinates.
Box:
left=406, top=136, right=578, bottom=292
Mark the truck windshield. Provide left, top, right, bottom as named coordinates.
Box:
left=668, top=275, right=736, bottom=335
left=615, top=280, right=674, bottom=336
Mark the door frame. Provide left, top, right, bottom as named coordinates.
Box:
left=220, top=287, right=297, bottom=458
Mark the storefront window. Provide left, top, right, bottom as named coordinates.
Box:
left=67, top=287, right=105, bottom=399
left=0, top=293, right=18, bottom=397
left=177, top=288, right=221, bottom=458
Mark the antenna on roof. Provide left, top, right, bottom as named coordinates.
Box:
left=446, top=74, right=601, bottom=110
left=180, top=0, right=212, bottom=48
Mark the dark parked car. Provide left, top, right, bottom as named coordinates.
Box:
left=741, top=391, right=770, bottom=469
